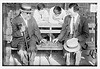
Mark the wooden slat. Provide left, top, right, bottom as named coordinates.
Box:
left=40, top=56, right=50, bottom=65
left=39, top=25, right=51, bottom=27
left=88, top=23, right=95, bottom=28
left=11, top=48, right=18, bottom=50
left=40, top=30, right=50, bottom=33
left=34, top=56, right=40, bottom=65
left=86, top=42, right=95, bottom=50
left=51, top=25, right=62, bottom=27
left=89, top=30, right=95, bottom=33
left=38, top=23, right=62, bottom=28
left=37, top=41, right=63, bottom=50
left=37, top=47, right=63, bottom=50
left=40, top=30, right=61, bottom=33
left=37, top=45, right=63, bottom=50
left=37, top=22, right=50, bottom=27
left=50, top=30, right=61, bottom=33
left=49, top=57, right=61, bottom=65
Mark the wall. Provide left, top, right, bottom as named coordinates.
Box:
left=2, top=3, right=97, bottom=42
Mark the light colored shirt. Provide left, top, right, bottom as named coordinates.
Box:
left=21, top=14, right=28, bottom=27
left=20, top=14, right=28, bottom=36
left=33, top=9, right=49, bottom=24
left=49, top=7, right=66, bottom=25
left=70, top=13, right=79, bottom=34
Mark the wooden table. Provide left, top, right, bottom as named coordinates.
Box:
left=38, top=22, right=62, bottom=41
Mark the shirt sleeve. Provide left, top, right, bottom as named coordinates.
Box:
left=42, top=9, right=49, bottom=21
left=57, top=16, right=69, bottom=40
left=77, top=17, right=89, bottom=42
left=33, top=10, right=42, bottom=22
left=32, top=17, right=43, bottom=41
left=57, top=10, right=66, bottom=24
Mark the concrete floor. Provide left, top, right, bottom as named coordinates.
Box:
left=35, top=50, right=65, bottom=65
left=34, top=50, right=97, bottom=66
left=3, top=49, right=97, bottom=66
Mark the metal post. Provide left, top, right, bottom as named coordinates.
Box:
left=50, top=25, right=52, bottom=42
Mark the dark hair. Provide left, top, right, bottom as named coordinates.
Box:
left=37, top=3, right=45, bottom=10
left=69, top=3, right=79, bottom=11
left=53, top=6, right=61, bottom=12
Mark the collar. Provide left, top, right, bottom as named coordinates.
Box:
left=21, top=14, right=26, bottom=20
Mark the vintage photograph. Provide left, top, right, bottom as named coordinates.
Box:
left=2, top=2, right=97, bottom=66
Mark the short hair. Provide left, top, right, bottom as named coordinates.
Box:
left=53, top=6, right=61, bottom=12
left=69, top=3, right=79, bottom=11
left=37, top=3, right=45, bottom=10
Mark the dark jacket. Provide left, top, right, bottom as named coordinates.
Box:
left=11, top=15, right=43, bottom=47
left=57, top=15, right=89, bottom=47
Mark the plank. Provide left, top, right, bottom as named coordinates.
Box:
left=33, top=56, right=40, bottom=65
left=49, top=56, right=61, bottom=65
left=40, top=56, right=50, bottom=65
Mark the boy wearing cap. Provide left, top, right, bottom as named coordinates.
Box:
left=53, top=3, right=89, bottom=65
left=11, top=4, right=47, bottom=65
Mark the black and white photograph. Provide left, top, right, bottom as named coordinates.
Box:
left=1, top=0, right=98, bottom=67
